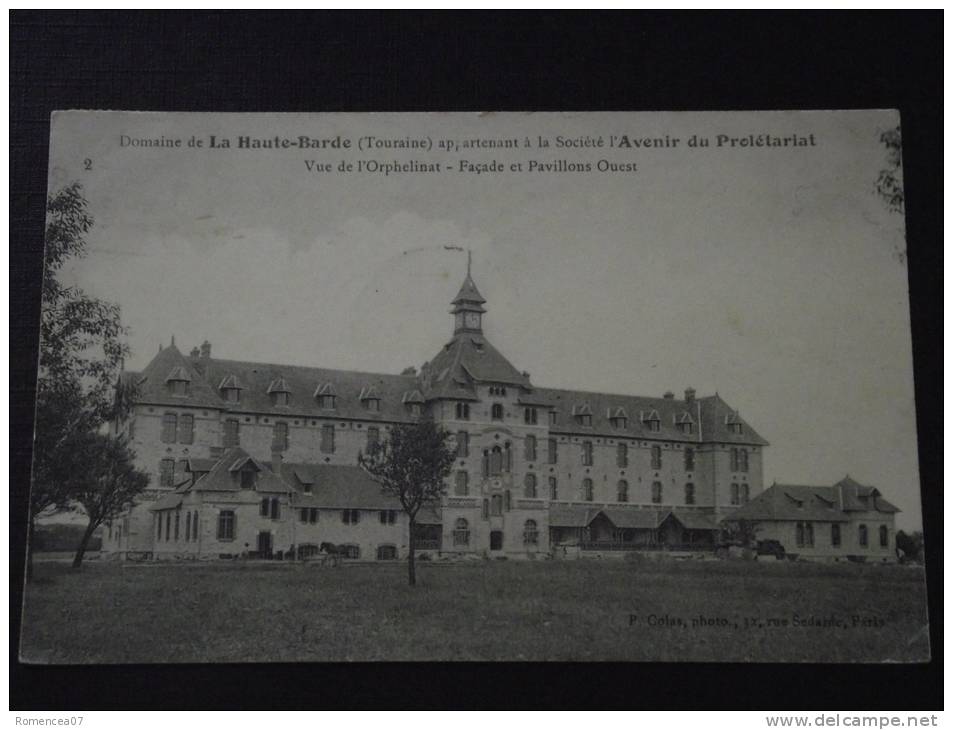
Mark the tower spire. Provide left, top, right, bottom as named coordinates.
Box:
left=451, top=257, right=486, bottom=335
left=467, top=249, right=471, bottom=277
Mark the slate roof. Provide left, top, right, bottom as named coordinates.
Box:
left=420, top=332, right=531, bottom=399
left=549, top=504, right=602, bottom=528
left=722, top=479, right=900, bottom=524
left=186, top=447, right=292, bottom=494
left=282, top=462, right=403, bottom=510
left=663, top=509, right=719, bottom=531
left=452, top=273, right=487, bottom=307
left=603, top=507, right=662, bottom=529
left=151, top=493, right=183, bottom=511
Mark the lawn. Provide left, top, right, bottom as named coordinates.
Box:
left=19, top=558, right=930, bottom=663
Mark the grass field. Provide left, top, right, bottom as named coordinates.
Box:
left=19, top=558, right=930, bottom=663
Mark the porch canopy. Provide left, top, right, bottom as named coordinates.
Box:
left=549, top=505, right=719, bottom=549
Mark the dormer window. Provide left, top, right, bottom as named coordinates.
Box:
left=274, top=392, right=289, bottom=407
left=218, top=374, right=242, bottom=404
left=315, top=383, right=336, bottom=410
left=166, top=366, right=191, bottom=397
left=409, top=403, right=421, bottom=417
left=642, top=410, right=661, bottom=432
left=456, top=402, right=470, bottom=420
left=610, top=416, right=627, bottom=429
left=725, top=413, right=744, bottom=435
left=240, top=469, right=255, bottom=490
left=169, top=380, right=190, bottom=396
left=607, top=406, right=628, bottom=430
left=364, top=398, right=381, bottom=412
left=572, top=403, right=593, bottom=427
left=267, top=376, right=292, bottom=407
left=577, top=414, right=592, bottom=427
left=677, top=421, right=693, bottom=434
left=402, top=390, right=424, bottom=417
left=359, top=386, right=381, bottom=412
left=224, top=388, right=240, bottom=403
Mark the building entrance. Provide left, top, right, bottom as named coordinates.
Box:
left=490, top=530, right=503, bottom=551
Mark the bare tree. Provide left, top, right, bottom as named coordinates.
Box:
left=359, top=421, right=456, bottom=586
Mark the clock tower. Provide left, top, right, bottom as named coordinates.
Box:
left=451, top=253, right=486, bottom=335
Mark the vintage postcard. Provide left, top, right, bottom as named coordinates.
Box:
left=21, top=110, right=927, bottom=663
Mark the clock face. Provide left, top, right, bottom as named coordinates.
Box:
left=465, top=312, right=481, bottom=329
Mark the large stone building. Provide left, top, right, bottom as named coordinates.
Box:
left=102, top=267, right=774, bottom=561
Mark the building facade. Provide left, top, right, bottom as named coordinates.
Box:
left=102, top=268, right=773, bottom=561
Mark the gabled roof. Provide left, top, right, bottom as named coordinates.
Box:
left=280, top=462, right=403, bottom=510
left=267, top=376, right=291, bottom=394
left=722, top=479, right=900, bottom=524
left=549, top=504, right=602, bottom=528
left=603, top=507, right=661, bottom=529
left=698, top=394, right=768, bottom=445
left=187, top=447, right=291, bottom=494
left=165, top=365, right=191, bottom=382
left=128, top=343, right=223, bottom=409
left=218, top=374, right=243, bottom=390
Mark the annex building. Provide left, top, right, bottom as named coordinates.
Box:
left=100, top=267, right=897, bottom=562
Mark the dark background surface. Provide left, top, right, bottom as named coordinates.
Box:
left=10, top=10, right=942, bottom=710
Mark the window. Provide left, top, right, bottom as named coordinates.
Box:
left=685, top=483, right=695, bottom=505
left=549, top=477, right=558, bottom=501
left=583, top=478, right=594, bottom=502
left=240, top=469, right=255, bottom=490
left=217, top=510, right=235, bottom=541
left=491, top=403, right=504, bottom=420
left=739, top=449, right=749, bottom=473
left=524, top=520, right=539, bottom=546
left=366, top=427, right=380, bottom=455
left=174, top=510, right=180, bottom=540
left=223, top=418, right=240, bottom=447
left=318, top=395, right=336, bottom=410
left=651, top=481, right=663, bottom=504
left=549, top=411, right=558, bottom=426
left=524, top=473, right=537, bottom=498
left=223, top=387, right=240, bottom=403
left=617, top=480, right=629, bottom=503
left=489, top=386, right=507, bottom=397
left=176, top=459, right=188, bottom=482
left=831, top=523, right=841, bottom=547
left=456, top=430, right=469, bottom=458
left=299, top=508, right=309, bottom=523
left=273, top=392, right=290, bottom=407
left=453, top=518, right=470, bottom=546
left=364, top=398, right=381, bottom=412
left=272, top=421, right=289, bottom=452
left=260, top=497, right=269, bottom=517
left=169, top=380, right=190, bottom=397
left=741, top=484, right=750, bottom=504
left=379, top=510, right=397, bottom=525
left=728, top=421, right=743, bottom=435
left=178, top=414, right=194, bottom=444
left=321, top=424, right=335, bottom=454
left=582, top=441, right=594, bottom=466
left=617, top=442, right=628, bottom=468
left=858, top=524, right=868, bottom=547
left=342, top=545, right=360, bottom=559
left=456, top=402, right=470, bottom=420
left=730, top=483, right=740, bottom=505
left=651, top=445, right=662, bottom=469
left=159, top=458, right=175, bottom=487
left=490, top=494, right=503, bottom=516
left=454, top=470, right=469, bottom=496
left=525, top=435, right=537, bottom=461
left=730, top=448, right=738, bottom=471
left=165, top=512, right=171, bottom=541
left=161, top=413, right=177, bottom=443
left=376, top=545, right=397, bottom=560
left=408, top=403, right=422, bottom=417
left=647, top=417, right=660, bottom=432
left=482, top=499, right=489, bottom=519
left=610, top=416, right=627, bottom=429
left=879, top=525, right=889, bottom=548
left=524, top=407, right=538, bottom=425
left=270, top=497, right=280, bottom=519
left=677, top=421, right=693, bottom=435
left=796, top=522, right=814, bottom=547
left=577, top=414, right=592, bottom=427
left=504, top=490, right=512, bottom=511
left=342, top=509, right=360, bottom=525
left=684, top=447, right=695, bottom=472
left=156, top=517, right=161, bottom=541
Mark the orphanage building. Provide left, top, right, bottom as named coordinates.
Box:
left=100, top=267, right=897, bottom=562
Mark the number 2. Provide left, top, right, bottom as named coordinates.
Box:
left=83, top=158, right=92, bottom=171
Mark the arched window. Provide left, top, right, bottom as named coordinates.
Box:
left=617, top=480, right=628, bottom=503
left=859, top=524, right=869, bottom=547
left=504, top=442, right=512, bottom=472
left=879, top=524, right=889, bottom=548
left=549, top=476, right=558, bottom=501
left=260, top=497, right=270, bottom=517
left=583, top=478, right=594, bottom=502
left=490, top=494, right=503, bottom=516
left=651, top=481, right=663, bottom=504
left=270, top=497, right=280, bottom=519
left=523, top=520, right=539, bottom=545
left=524, top=435, right=537, bottom=461
left=491, top=403, right=504, bottom=420
left=685, top=483, right=695, bottom=505
left=489, top=446, right=503, bottom=476
left=524, top=473, right=537, bottom=498
left=453, top=518, right=470, bottom=546
left=455, top=470, right=469, bottom=496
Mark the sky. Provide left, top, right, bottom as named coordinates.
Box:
left=48, top=110, right=921, bottom=529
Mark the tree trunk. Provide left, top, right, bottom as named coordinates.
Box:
left=72, top=519, right=98, bottom=570
left=407, top=518, right=416, bottom=587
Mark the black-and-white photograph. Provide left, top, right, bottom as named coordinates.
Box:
left=20, top=110, right=928, bottom=664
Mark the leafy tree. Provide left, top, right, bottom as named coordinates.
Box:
left=876, top=125, right=904, bottom=215
left=359, top=421, right=457, bottom=586
left=895, top=530, right=924, bottom=564
left=721, top=518, right=759, bottom=551
left=28, top=183, right=132, bottom=579
left=67, top=433, right=150, bottom=569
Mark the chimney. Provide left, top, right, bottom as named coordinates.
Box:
left=684, top=387, right=696, bottom=404
left=200, top=340, right=211, bottom=359
left=190, top=347, right=201, bottom=359
left=271, top=450, right=283, bottom=475
left=663, top=391, right=674, bottom=399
